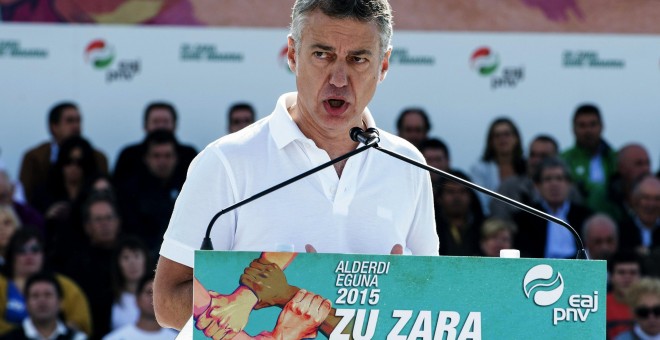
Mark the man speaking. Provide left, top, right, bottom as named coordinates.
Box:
left=153, top=0, right=439, bottom=334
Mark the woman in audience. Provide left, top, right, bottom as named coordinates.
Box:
left=111, top=236, right=150, bottom=330
left=479, top=217, right=516, bottom=257
left=470, top=117, right=526, bottom=215
left=0, top=227, right=92, bottom=336
left=33, top=136, right=100, bottom=266
left=616, top=277, right=660, bottom=339
left=0, top=206, right=20, bottom=268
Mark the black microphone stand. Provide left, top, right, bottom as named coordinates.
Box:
left=200, top=137, right=379, bottom=250
left=370, top=144, right=589, bottom=260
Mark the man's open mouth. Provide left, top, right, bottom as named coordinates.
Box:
left=327, top=99, right=345, bottom=108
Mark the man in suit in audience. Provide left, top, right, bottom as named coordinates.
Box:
left=113, top=101, right=196, bottom=188
left=19, top=102, right=108, bottom=204
left=514, top=157, right=593, bottom=258
left=618, top=175, right=660, bottom=256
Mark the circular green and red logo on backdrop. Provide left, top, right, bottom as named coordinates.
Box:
left=470, top=47, right=499, bottom=76
left=85, top=39, right=115, bottom=69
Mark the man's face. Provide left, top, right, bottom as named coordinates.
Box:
left=423, top=147, right=449, bottom=174
left=145, top=142, right=178, bottom=180
left=137, top=280, right=155, bottom=318
left=536, top=167, right=570, bottom=208
left=26, top=282, right=60, bottom=323
left=585, top=221, right=617, bottom=260
left=610, top=263, right=640, bottom=295
left=528, top=140, right=557, bottom=176
left=573, top=113, right=602, bottom=151
left=440, top=182, right=471, bottom=217
left=50, top=107, right=81, bottom=143
left=85, top=201, right=119, bottom=246
left=229, top=109, right=254, bottom=133
left=145, top=108, right=175, bottom=133
left=398, top=112, right=427, bottom=147
left=619, top=146, right=651, bottom=185
left=287, top=10, right=390, bottom=136
left=632, top=178, right=660, bottom=226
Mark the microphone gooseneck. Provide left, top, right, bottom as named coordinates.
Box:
left=353, top=132, right=588, bottom=260
left=200, top=127, right=378, bottom=250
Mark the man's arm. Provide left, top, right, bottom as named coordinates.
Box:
left=153, top=255, right=194, bottom=330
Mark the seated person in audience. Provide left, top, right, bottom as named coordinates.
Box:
left=478, top=217, right=516, bottom=257
left=32, top=136, right=101, bottom=266
left=618, top=175, right=660, bottom=256
left=561, top=104, right=617, bottom=214
left=19, top=102, right=108, bottom=205
left=59, top=193, right=122, bottom=339
left=607, top=251, right=644, bottom=340
left=113, top=102, right=196, bottom=188
left=0, top=227, right=91, bottom=336
left=104, top=273, right=177, bottom=340
left=420, top=137, right=451, bottom=189
left=226, top=102, right=256, bottom=134
left=0, top=171, right=43, bottom=232
left=615, top=277, right=660, bottom=340
left=435, top=170, right=483, bottom=256
left=608, top=143, right=651, bottom=223
left=0, top=206, right=21, bottom=269
left=0, top=272, right=87, bottom=340
left=111, top=237, right=150, bottom=331
left=116, top=130, right=185, bottom=255
left=513, top=157, right=592, bottom=258
left=583, top=213, right=619, bottom=261
left=491, top=134, right=581, bottom=221
left=396, top=107, right=431, bottom=150
left=470, top=117, right=526, bottom=215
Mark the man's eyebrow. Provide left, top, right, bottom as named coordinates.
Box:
left=350, top=49, right=373, bottom=56
left=311, top=44, right=334, bottom=52
left=310, top=44, right=373, bottom=56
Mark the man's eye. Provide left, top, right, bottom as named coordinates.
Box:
left=313, top=51, right=327, bottom=58
left=350, top=56, right=367, bottom=64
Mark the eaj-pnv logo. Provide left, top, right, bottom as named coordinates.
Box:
left=523, top=264, right=564, bottom=307
left=523, top=264, right=599, bottom=326
left=84, top=39, right=139, bottom=83
left=85, top=40, right=114, bottom=70
left=470, top=47, right=499, bottom=76
left=470, top=46, right=524, bottom=89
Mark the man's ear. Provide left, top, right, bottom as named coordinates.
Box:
left=287, top=35, right=297, bottom=74
left=379, top=48, right=391, bottom=82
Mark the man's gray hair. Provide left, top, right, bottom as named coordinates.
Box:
left=582, top=213, right=618, bottom=239
left=532, top=157, right=572, bottom=184
left=290, top=0, right=393, bottom=58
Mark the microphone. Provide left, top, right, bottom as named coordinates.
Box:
left=200, top=128, right=379, bottom=250
left=350, top=127, right=380, bottom=146
left=350, top=127, right=589, bottom=260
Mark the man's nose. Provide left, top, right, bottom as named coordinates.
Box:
left=329, top=62, right=348, bottom=87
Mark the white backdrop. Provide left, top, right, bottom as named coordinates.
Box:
left=1, top=23, right=658, bottom=181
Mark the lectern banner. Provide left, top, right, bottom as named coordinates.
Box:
left=193, top=251, right=605, bottom=339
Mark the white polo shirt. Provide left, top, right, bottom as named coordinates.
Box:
left=160, top=92, right=438, bottom=267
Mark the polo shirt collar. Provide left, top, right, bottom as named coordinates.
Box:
left=269, top=92, right=377, bottom=150
left=23, top=317, right=68, bottom=340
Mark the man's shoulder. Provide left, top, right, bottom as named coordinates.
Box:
left=117, top=142, right=142, bottom=157
left=204, top=118, right=272, bottom=155
left=23, top=141, right=50, bottom=158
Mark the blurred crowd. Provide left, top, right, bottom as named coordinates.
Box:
left=0, top=101, right=657, bottom=339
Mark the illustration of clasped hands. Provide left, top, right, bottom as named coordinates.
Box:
left=193, top=252, right=350, bottom=340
